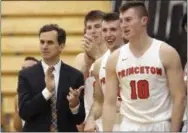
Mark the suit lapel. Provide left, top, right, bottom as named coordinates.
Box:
left=35, top=62, right=46, bottom=92
left=56, top=62, right=69, bottom=108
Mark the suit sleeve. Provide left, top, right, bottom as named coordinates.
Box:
left=18, top=70, right=49, bottom=121
left=71, top=72, right=86, bottom=124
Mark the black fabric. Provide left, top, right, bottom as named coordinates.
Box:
left=18, top=61, right=85, bottom=132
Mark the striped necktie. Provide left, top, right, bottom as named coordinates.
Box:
left=50, top=67, right=58, bottom=132
left=50, top=93, right=57, bottom=132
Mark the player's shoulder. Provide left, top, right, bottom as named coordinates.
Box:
left=94, top=50, right=110, bottom=70
left=153, top=38, right=175, bottom=52
left=111, top=48, right=120, bottom=58
left=74, top=52, right=85, bottom=70
left=159, top=40, right=179, bottom=57
left=109, top=44, right=125, bottom=62
left=75, top=52, right=85, bottom=60
left=94, top=56, right=102, bottom=67
left=159, top=39, right=180, bottom=67
left=93, top=57, right=102, bottom=74
left=105, top=48, right=120, bottom=71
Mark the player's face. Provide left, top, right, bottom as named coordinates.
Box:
left=102, top=20, right=122, bottom=51
left=120, top=8, right=148, bottom=40
left=39, top=30, right=64, bottom=61
left=85, top=19, right=103, bottom=45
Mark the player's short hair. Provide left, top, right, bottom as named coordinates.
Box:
left=103, top=12, right=119, bottom=22
left=24, top=56, right=39, bottom=63
left=119, top=1, right=148, bottom=17
left=84, top=10, right=105, bottom=26
left=182, top=13, right=187, bottom=29
left=22, top=56, right=39, bottom=70
left=39, top=24, right=66, bottom=45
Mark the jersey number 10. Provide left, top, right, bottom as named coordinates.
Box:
left=130, top=80, right=150, bottom=99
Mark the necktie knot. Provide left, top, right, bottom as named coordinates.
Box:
left=49, top=66, right=55, bottom=71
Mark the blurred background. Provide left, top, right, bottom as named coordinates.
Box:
left=1, top=0, right=187, bottom=131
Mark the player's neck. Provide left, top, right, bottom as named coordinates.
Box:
left=110, top=39, right=124, bottom=53
left=129, top=30, right=151, bottom=50
left=129, top=31, right=153, bottom=57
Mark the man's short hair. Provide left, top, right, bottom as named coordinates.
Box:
left=119, top=1, right=148, bottom=17
left=24, top=56, right=39, bottom=63
left=103, top=12, right=119, bottom=22
left=84, top=10, right=105, bottom=26
left=182, top=13, right=187, bottom=29
left=39, top=24, right=66, bottom=45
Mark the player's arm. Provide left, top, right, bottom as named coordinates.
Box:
left=84, top=58, right=103, bottom=131
left=74, top=53, right=94, bottom=79
left=161, top=43, right=186, bottom=132
left=13, top=95, right=22, bottom=131
left=88, top=58, right=104, bottom=120
left=102, top=50, right=120, bottom=131
left=184, top=63, right=187, bottom=88
left=74, top=53, right=84, bottom=72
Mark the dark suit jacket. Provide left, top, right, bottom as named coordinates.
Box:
left=17, top=61, right=85, bottom=132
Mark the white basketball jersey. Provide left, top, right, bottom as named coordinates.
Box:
left=99, top=50, right=110, bottom=92
left=97, top=50, right=122, bottom=131
left=184, top=62, right=187, bottom=81
left=95, top=50, right=110, bottom=130
left=84, top=63, right=95, bottom=118
left=116, top=38, right=173, bottom=123
left=183, top=62, right=187, bottom=121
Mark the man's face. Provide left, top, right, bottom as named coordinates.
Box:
left=39, top=30, right=63, bottom=61
left=102, top=20, right=122, bottom=51
left=85, top=19, right=103, bottom=45
left=22, top=60, right=38, bottom=69
left=120, top=8, right=148, bottom=40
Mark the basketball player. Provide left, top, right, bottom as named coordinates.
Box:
left=74, top=10, right=107, bottom=79
left=102, top=1, right=186, bottom=132
left=182, top=62, right=187, bottom=132
left=84, top=12, right=124, bottom=131
left=181, top=13, right=187, bottom=132
left=74, top=10, right=107, bottom=131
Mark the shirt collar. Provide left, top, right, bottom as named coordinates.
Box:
left=41, top=60, right=61, bottom=74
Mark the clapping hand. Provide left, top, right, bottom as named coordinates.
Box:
left=67, top=86, right=84, bottom=108
left=45, top=66, right=55, bottom=92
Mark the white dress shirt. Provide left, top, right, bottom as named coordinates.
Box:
left=41, top=60, right=79, bottom=114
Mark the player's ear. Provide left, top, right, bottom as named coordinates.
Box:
left=141, top=16, right=148, bottom=26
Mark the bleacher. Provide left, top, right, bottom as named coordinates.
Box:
left=1, top=1, right=111, bottom=131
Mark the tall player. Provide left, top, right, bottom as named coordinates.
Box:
left=181, top=12, right=187, bottom=132
left=84, top=12, right=124, bottom=131
left=182, top=61, right=187, bottom=132
left=74, top=10, right=107, bottom=131
left=102, top=1, right=186, bottom=132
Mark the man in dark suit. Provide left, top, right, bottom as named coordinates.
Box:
left=17, top=24, right=85, bottom=132
left=14, top=57, right=39, bottom=132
